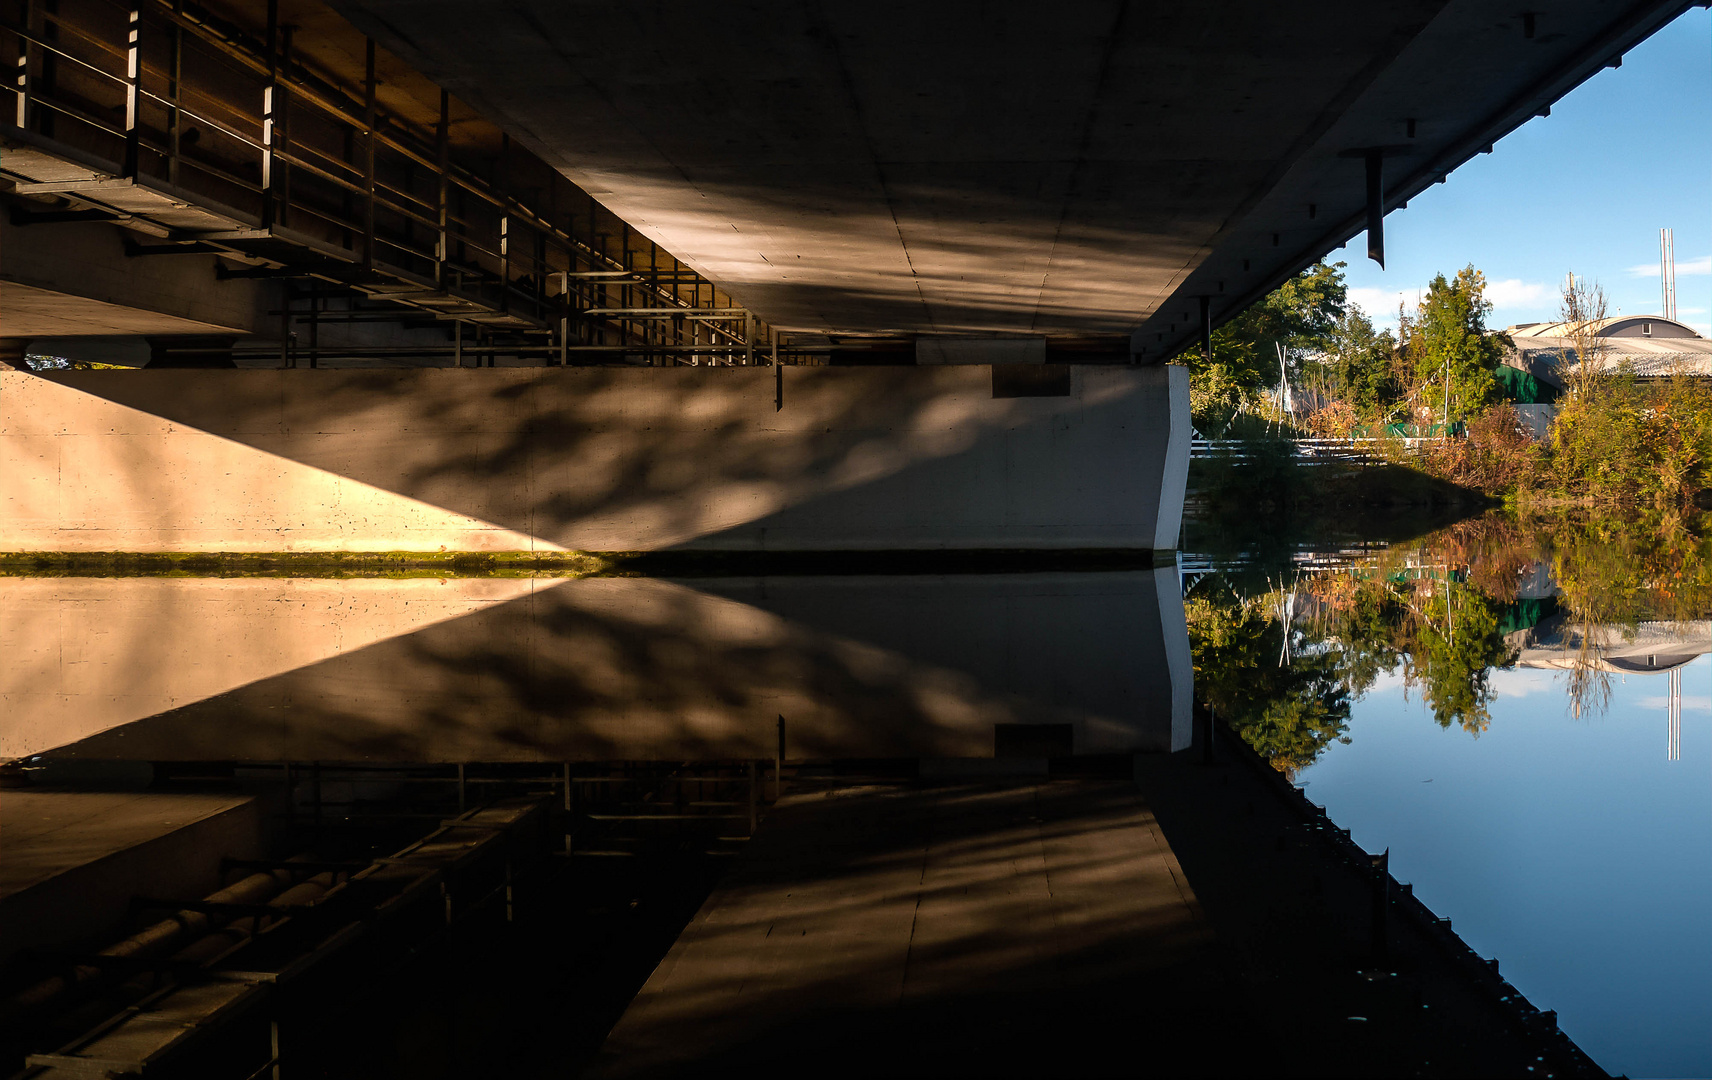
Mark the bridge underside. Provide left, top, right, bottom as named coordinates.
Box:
left=340, top=0, right=1688, bottom=357
left=2, top=0, right=1687, bottom=366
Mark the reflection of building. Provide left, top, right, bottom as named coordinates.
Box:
left=1508, top=617, right=1711, bottom=675
left=1508, top=616, right=1707, bottom=760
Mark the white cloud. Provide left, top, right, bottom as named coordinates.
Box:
left=1485, top=279, right=1551, bottom=308
left=1347, top=288, right=1419, bottom=324
left=1638, top=694, right=1711, bottom=713
left=1492, top=670, right=1561, bottom=698
left=1626, top=254, right=1712, bottom=277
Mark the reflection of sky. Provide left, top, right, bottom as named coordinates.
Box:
left=1296, top=653, right=1712, bottom=1080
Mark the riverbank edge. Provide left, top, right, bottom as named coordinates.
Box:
left=0, top=548, right=1181, bottom=579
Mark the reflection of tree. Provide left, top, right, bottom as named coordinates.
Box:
left=1187, top=559, right=1519, bottom=772
left=1191, top=510, right=1712, bottom=769
left=1539, top=510, right=1712, bottom=718
left=1399, top=581, right=1514, bottom=734
left=1186, top=591, right=1352, bottom=777
left=1308, top=573, right=1513, bottom=736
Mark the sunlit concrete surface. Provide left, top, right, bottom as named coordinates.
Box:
left=0, top=576, right=554, bottom=759
left=0, top=373, right=558, bottom=553
left=0, top=364, right=1187, bottom=553
left=0, top=789, right=264, bottom=965
left=17, top=570, right=1190, bottom=762
left=592, top=778, right=1252, bottom=1077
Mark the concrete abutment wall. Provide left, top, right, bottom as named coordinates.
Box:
left=0, top=364, right=1189, bottom=553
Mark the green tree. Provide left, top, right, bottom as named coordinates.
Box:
left=1549, top=369, right=1712, bottom=509
left=1406, top=267, right=1508, bottom=425
left=1316, top=305, right=1400, bottom=415
left=1185, top=261, right=1350, bottom=432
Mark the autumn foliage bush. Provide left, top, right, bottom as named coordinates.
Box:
left=1416, top=403, right=1542, bottom=496
left=1303, top=400, right=1359, bottom=439
left=1548, top=371, right=1712, bottom=509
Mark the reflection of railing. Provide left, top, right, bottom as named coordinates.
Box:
left=1209, top=718, right=1600, bottom=1074
left=0, top=0, right=792, bottom=366
left=5, top=790, right=551, bottom=1078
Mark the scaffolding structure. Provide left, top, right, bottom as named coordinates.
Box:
left=0, top=0, right=796, bottom=367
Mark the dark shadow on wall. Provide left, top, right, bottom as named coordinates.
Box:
left=43, top=570, right=1186, bottom=763
left=36, top=365, right=1175, bottom=551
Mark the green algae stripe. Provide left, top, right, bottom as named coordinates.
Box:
left=0, top=550, right=619, bottom=579
left=0, top=548, right=1173, bottom=579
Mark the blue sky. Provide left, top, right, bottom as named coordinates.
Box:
left=1331, top=8, right=1712, bottom=335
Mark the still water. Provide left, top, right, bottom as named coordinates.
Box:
left=1186, top=514, right=1712, bottom=1078
left=7, top=510, right=1708, bottom=1075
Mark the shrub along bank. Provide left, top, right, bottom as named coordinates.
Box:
left=1409, top=371, right=1712, bottom=511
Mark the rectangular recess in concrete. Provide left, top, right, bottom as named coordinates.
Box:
left=991, top=364, right=1070, bottom=397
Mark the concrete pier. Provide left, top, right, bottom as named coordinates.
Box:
left=0, top=364, right=1189, bottom=554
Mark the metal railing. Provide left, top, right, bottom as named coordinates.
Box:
left=0, top=0, right=795, bottom=367
left=1190, top=436, right=1436, bottom=464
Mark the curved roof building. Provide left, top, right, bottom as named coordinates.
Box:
left=1504, top=316, right=1712, bottom=390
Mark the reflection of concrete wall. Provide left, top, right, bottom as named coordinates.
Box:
left=21, top=571, right=1191, bottom=762
left=0, top=577, right=551, bottom=758
left=1, top=364, right=1188, bottom=552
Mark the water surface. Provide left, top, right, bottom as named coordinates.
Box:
left=1186, top=513, right=1712, bottom=1078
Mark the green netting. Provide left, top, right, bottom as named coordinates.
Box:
left=1495, top=364, right=1560, bottom=404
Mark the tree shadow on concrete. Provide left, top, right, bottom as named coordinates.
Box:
left=38, top=364, right=1172, bottom=553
